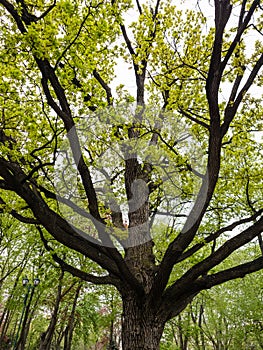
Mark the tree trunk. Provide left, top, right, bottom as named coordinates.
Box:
left=39, top=271, right=64, bottom=350
left=63, top=283, right=81, bottom=350
left=17, top=293, right=39, bottom=350
left=121, top=292, right=164, bottom=350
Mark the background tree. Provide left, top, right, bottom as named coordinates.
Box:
left=0, top=0, right=263, bottom=349
left=161, top=246, right=263, bottom=350
left=0, top=217, right=121, bottom=350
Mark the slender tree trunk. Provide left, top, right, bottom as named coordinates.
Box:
left=39, top=271, right=64, bottom=350
left=17, top=292, right=39, bottom=350
left=63, top=283, right=81, bottom=350
left=121, top=291, right=164, bottom=350
left=177, top=314, right=189, bottom=350
left=0, top=267, right=25, bottom=346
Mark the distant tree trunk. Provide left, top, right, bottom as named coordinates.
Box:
left=0, top=266, right=26, bottom=346
left=0, top=308, right=11, bottom=346
left=17, top=292, right=39, bottom=350
left=39, top=271, right=64, bottom=350
left=191, top=302, right=206, bottom=350
left=63, top=283, right=81, bottom=350
left=178, top=314, right=189, bottom=350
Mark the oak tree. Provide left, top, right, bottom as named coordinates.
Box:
left=0, top=0, right=263, bottom=348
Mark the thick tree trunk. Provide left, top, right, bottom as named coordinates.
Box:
left=121, top=292, right=164, bottom=350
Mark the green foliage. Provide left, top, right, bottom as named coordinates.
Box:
left=161, top=248, right=263, bottom=349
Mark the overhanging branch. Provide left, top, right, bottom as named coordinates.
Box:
left=198, top=256, right=263, bottom=289
left=178, top=209, right=263, bottom=263
left=38, top=226, right=120, bottom=287
left=164, top=215, right=263, bottom=301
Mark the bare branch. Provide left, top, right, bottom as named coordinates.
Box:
left=54, top=11, right=92, bottom=71
left=178, top=107, right=210, bottom=130
left=135, top=0, right=142, bottom=14
left=238, top=0, right=248, bottom=28
left=222, top=53, right=263, bottom=136
left=227, top=66, right=246, bottom=104
left=221, top=0, right=260, bottom=73
left=120, top=24, right=136, bottom=56
left=153, top=0, right=161, bottom=18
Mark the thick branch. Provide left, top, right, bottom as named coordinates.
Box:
left=0, top=160, right=144, bottom=294
left=0, top=158, right=121, bottom=276
left=164, top=256, right=263, bottom=321
left=154, top=0, right=262, bottom=302
left=222, top=53, right=263, bottom=136
left=135, top=0, right=142, bottom=14
left=54, top=255, right=120, bottom=287
left=0, top=0, right=27, bottom=33
left=227, top=66, right=246, bottom=104
left=206, top=0, right=232, bottom=123
left=151, top=117, right=223, bottom=300
left=38, top=227, right=120, bottom=287
left=178, top=209, right=263, bottom=262
left=40, top=66, right=105, bottom=235
left=221, top=0, right=260, bottom=73
left=198, top=256, right=263, bottom=289
left=164, top=215, right=263, bottom=302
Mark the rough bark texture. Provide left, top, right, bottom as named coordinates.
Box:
left=121, top=291, right=164, bottom=350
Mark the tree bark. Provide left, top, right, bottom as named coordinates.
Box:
left=121, top=291, right=164, bottom=350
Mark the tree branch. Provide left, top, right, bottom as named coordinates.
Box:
left=38, top=0, right=56, bottom=20
left=38, top=226, right=120, bottom=287
left=0, top=0, right=27, bottom=33
left=54, top=10, right=93, bottom=71
left=178, top=107, right=210, bottom=130
left=135, top=0, right=142, bottom=15
left=164, top=256, right=263, bottom=321
left=198, top=256, right=263, bottom=289
left=93, top=69, right=113, bottom=106
left=164, top=215, right=263, bottom=301
left=221, top=0, right=260, bottom=73
left=177, top=209, right=263, bottom=263
left=222, top=53, right=263, bottom=136
left=227, top=66, right=246, bottom=104
left=206, top=0, right=232, bottom=124
left=0, top=158, right=121, bottom=276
